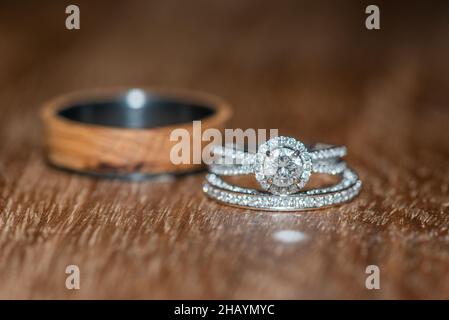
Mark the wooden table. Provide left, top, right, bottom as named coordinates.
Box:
left=0, top=0, right=448, bottom=299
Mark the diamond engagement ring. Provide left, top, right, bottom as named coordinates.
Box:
left=210, top=136, right=348, bottom=195
left=202, top=136, right=361, bottom=211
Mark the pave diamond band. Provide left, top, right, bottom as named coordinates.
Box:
left=210, top=159, right=347, bottom=176
left=212, top=142, right=346, bottom=164
left=202, top=168, right=362, bottom=211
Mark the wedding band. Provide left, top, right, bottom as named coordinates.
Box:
left=210, top=136, right=347, bottom=195
left=41, top=87, right=231, bottom=178
left=202, top=168, right=362, bottom=211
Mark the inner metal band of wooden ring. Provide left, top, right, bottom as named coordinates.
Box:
left=41, top=87, right=232, bottom=179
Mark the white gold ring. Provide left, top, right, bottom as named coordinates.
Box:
left=202, top=169, right=361, bottom=211
left=203, top=136, right=361, bottom=210
left=210, top=136, right=347, bottom=195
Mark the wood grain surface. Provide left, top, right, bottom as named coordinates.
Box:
left=0, top=0, right=448, bottom=299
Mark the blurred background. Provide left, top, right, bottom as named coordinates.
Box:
left=0, top=0, right=448, bottom=299
left=1, top=0, right=448, bottom=136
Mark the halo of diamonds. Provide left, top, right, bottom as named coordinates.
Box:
left=202, top=169, right=362, bottom=211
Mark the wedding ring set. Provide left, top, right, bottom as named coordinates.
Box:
left=202, top=136, right=361, bottom=211
left=42, top=88, right=361, bottom=211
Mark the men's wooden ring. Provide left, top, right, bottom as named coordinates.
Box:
left=41, top=87, right=232, bottom=179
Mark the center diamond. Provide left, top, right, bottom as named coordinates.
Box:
left=254, top=137, right=312, bottom=195
left=263, top=148, right=302, bottom=187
